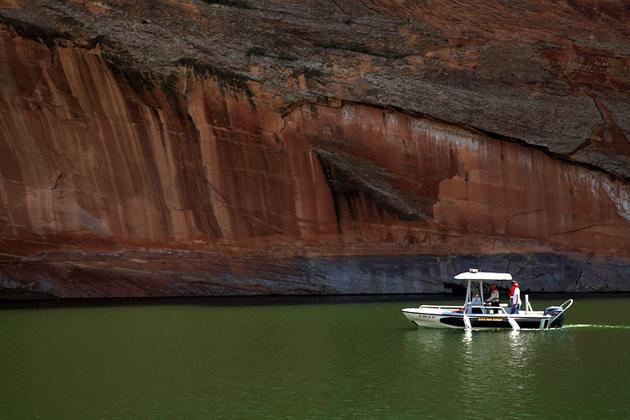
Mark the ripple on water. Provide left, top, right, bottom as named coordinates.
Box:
left=563, top=324, right=630, bottom=330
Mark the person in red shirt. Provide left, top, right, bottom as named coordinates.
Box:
left=509, top=280, right=521, bottom=314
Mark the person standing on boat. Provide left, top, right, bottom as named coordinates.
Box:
left=509, top=280, right=521, bottom=314
left=485, top=283, right=499, bottom=306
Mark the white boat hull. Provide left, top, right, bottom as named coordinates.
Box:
left=402, top=306, right=565, bottom=330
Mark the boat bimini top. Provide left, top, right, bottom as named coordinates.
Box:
left=456, top=269, right=513, bottom=305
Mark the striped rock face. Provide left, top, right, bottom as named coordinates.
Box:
left=0, top=1, right=629, bottom=298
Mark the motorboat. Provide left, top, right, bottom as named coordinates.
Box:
left=402, top=269, right=573, bottom=330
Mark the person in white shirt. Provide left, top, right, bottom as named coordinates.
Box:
left=485, top=283, right=499, bottom=306
left=509, top=280, right=521, bottom=314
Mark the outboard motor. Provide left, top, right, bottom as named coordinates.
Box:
left=544, top=306, right=565, bottom=327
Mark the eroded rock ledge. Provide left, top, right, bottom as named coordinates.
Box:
left=0, top=0, right=629, bottom=297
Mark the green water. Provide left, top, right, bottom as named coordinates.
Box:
left=1, top=298, right=629, bottom=419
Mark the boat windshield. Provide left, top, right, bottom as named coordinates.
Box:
left=462, top=278, right=513, bottom=305
left=464, top=302, right=505, bottom=315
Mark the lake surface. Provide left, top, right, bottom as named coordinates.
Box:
left=1, top=297, right=629, bottom=419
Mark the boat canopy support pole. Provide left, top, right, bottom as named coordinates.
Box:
left=465, top=280, right=471, bottom=304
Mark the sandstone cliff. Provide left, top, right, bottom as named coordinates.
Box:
left=0, top=0, right=629, bottom=298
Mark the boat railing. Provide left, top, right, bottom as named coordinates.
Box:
left=418, top=304, right=461, bottom=310
left=419, top=304, right=512, bottom=313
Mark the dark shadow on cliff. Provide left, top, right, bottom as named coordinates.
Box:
left=314, top=144, right=433, bottom=228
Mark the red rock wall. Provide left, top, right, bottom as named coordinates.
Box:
left=0, top=7, right=629, bottom=297
left=2, top=27, right=629, bottom=254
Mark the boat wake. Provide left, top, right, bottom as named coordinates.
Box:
left=564, top=324, right=630, bottom=330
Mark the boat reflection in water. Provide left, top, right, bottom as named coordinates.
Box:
left=402, top=324, right=578, bottom=415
